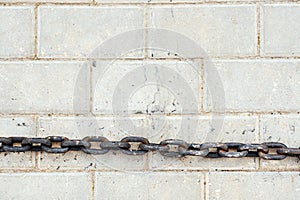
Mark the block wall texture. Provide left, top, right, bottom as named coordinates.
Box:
left=0, top=0, right=299, bottom=200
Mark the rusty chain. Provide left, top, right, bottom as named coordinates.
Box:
left=0, top=136, right=299, bottom=160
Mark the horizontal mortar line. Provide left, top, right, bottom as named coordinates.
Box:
left=210, top=56, right=300, bottom=60
left=0, top=1, right=299, bottom=6
left=0, top=58, right=201, bottom=63
left=94, top=1, right=259, bottom=5
left=146, top=1, right=300, bottom=5
left=259, top=56, right=300, bottom=59
left=0, top=2, right=263, bottom=7
left=0, top=168, right=299, bottom=173
left=150, top=169, right=260, bottom=173
left=202, top=111, right=300, bottom=115
left=143, top=57, right=204, bottom=61
left=0, top=57, right=37, bottom=61
left=0, top=112, right=95, bottom=116
left=0, top=168, right=95, bottom=173
left=0, top=58, right=148, bottom=61
left=204, top=168, right=300, bottom=173
left=78, top=1, right=300, bottom=6
left=46, top=112, right=285, bottom=117
left=0, top=114, right=38, bottom=118
left=0, top=113, right=254, bottom=118
left=0, top=2, right=94, bottom=6
left=148, top=56, right=300, bottom=60
left=1, top=56, right=300, bottom=62
left=34, top=113, right=260, bottom=118
left=0, top=113, right=103, bottom=118
left=0, top=57, right=198, bottom=61
left=211, top=56, right=300, bottom=60
left=145, top=56, right=258, bottom=60
left=0, top=111, right=299, bottom=117
left=91, top=111, right=299, bottom=116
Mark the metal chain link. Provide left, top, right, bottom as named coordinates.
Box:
left=0, top=136, right=299, bottom=160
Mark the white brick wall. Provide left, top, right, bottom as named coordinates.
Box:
left=92, top=60, right=201, bottom=114
left=0, top=61, right=89, bottom=113
left=0, top=7, right=34, bottom=58
left=95, top=172, right=204, bottom=200
left=0, top=173, right=91, bottom=199
left=262, top=4, right=300, bottom=56
left=148, top=5, right=257, bottom=57
left=206, top=60, right=300, bottom=112
left=208, top=172, right=300, bottom=199
left=38, top=6, right=145, bottom=58
left=0, top=1, right=299, bottom=199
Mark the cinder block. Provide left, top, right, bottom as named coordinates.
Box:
left=92, top=60, right=201, bottom=114
left=95, top=172, right=204, bottom=200
left=0, top=61, right=89, bottom=114
left=262, top=4, right=300, bottom=56
left=0, top=7, right=34, bottom=58
left=148, top=5, right=257, bottom=57
left=204, top=60, right=300, bottom=112
left=38, top=6, right=145, bottom=58
left=260, top=115, right=300, bottom=170
left=0, top=117, right=36, bottom=169
left=0, top=173, right=91, bottom=200
left=208, top=172, right=300, bottom=200
left=37, top=116, right=149, bottom=139
left=0, top=117, right=35, bottom=136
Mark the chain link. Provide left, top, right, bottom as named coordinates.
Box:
left=2, top=137, right=31, bottom=152
left=0, top=136, right=298, bottom=160
left=217, top=142, right=248, bottom=158
left=81, top=136, right=109, bottom=155
left=159, top=139, right=189, bottom=157
left=119, top=136, right=149, bottom=155
left=257, top=142, right=288, bottom=160
left=41, top=136, right=69, bottom=153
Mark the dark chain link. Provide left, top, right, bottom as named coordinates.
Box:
left=0, top=136, right=299, bottom=160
